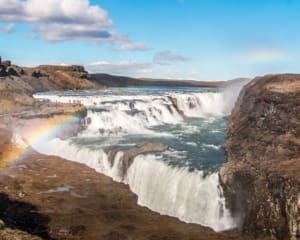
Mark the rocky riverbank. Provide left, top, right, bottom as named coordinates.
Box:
left=0, top=125, right=243, bottom=240
left=220, top=74, right=300, bottom=239
left=0, top=130, right=248, bottom=240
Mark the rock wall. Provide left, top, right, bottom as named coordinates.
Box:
left=0, top=62, right=104, bottom=114
left=38, top=64, right=86, bottom=73
left=220, top=74, right=300, bottom=239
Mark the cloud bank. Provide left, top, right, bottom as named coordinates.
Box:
left=87, top=61, right=153, bottom=75
left=0, top=0, right=148, bottom=51
left=86, top=50, right=191, bottom=77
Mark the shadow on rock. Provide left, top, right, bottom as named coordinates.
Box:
left=0, top=193, right=53, bottom=239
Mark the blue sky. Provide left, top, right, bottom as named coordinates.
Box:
left=0, top=0, right=299, bottom=80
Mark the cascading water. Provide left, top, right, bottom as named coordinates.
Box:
left=126, top=154, right=234, bottom=231
left=33, top=86, right=243, bottom=232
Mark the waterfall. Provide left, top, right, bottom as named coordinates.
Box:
left=35, top=138, right=236, bottom=231
left=32, top=86, right=246, bottom=232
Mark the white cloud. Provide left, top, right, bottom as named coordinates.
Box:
left=86, top=61, right=153, bottom=75
left=0, top=23, right=15, bottom=33
left=0, top=0, right=111, bottom=25
left=118, top=43, right=150, bottom=51
left=0, top=0, right=23, bottom=20
left=85, top=59, right=200, bottom=79
left=0, top=0, right=148, bottom=51
left=85, top=50, right=192, bottom=77
left=153, top=50, right=190, bottom=65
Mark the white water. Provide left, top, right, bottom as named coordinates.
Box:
left=34, top=91, right=234, bottom=137
left=35, top=138, right=235, bottom=231
left=171, top=92, right=226, bottom=117
left=35, top=138, right=125, bottom=182
left=82, top=97, right=183, bottom=136
left=127, top=155, right=234, bottom=231
left=32, top=86, right=247, bottom=232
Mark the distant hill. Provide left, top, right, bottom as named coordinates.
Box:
left=88, top=73, right=224, bottom=88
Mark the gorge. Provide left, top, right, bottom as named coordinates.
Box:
left=0, top=62, right=299, bottom=240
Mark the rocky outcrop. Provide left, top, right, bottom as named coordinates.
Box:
left=37, top=65, right=92, bottom=88
left=167, top=96, right=186, bottom=117
left=0, top=62, right=104, bottom=115
left=38, top=64, right=86, bottom=73
left=0, top=74, right=35, bottom=114
left=0, top=227, right=43, bottom=240
left=220, top=74, right=300, bottom=239
left=104, top=142, right=168, bottom=178
left=28, top=64, right=99, bottom=92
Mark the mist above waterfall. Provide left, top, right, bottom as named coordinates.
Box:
left=221, top=78, right=252, bottom=115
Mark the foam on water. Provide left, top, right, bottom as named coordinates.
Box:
left=126, top=154, right=235, bottom=231
left=35, top=90, right=230, bottom=137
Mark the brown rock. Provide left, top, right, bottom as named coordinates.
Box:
left=220, top=74, right=300, bottom=239
left=2, top=60, right=11, bottom=67
left=0, top=219, right=5, bottom=230
left=38, top=64, right=86, bottom=73
left=104, top=142, right=168, bottom=178
left=0, top=65, right=7, bottom=77
left=0, top=62, right=105, bottom=115
left=6, top=67, right=18, bottom=76
left=168, top=96, right=186, bottom=117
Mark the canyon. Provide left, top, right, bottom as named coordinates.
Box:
left=0, top=62, right=241, bottom=239
left=0, top=61, right=299, bottom=240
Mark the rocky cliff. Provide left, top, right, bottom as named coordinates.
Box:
left=220, top=74, right=300, bottom=239
left=0, top=62, right=102, bottom=114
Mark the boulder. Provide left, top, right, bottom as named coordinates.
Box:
left=0, top=65, right=7, bottom=77
left=1, top=60, right=11, bottom=67
left=6, top=66, right=19, bottom=76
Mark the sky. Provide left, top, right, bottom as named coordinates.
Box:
left=0, top=0, right=300, bottom=80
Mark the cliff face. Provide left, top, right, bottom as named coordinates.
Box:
left=36, top=64, right=95, bottom=91
left=0, top=63, right=102, bottom=114
left=220, top=74, right=300, bottom=239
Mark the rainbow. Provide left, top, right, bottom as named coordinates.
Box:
left=1, top=113, right=81, bottom=168
left=240, top=48, right=286, bottom=63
